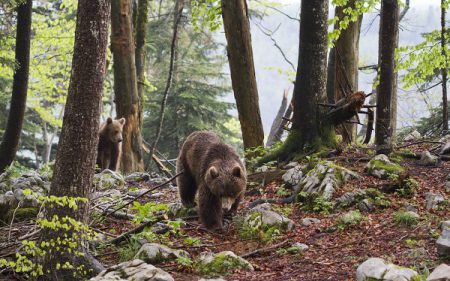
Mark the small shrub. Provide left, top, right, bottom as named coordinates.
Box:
left=235, top=214, right=280, bottom=243
left=337, top=210, right=364, bottom=230
left=297, top=192, right=333, bottom=214
left=394, top=210, right=419, bottom=227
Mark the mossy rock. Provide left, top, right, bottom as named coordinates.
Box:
left=366, top=154, right=405, bottom=179
left=6, top=207, right=38, bottom=222
left=196, top=251, right=253, bottom=276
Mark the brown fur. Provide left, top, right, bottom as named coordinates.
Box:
left=176, top=131, right=247, bottom=230
left=97, top=117, right=126, bottom=171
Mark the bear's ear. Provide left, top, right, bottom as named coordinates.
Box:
left=232, top=166, right=241, bottom=177
left=208, top=166, right=219, bottom=179
left=107, top=117, right=113, bottom=124
left=118, top=117, right=126, bottom=125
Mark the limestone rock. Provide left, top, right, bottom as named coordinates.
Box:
left=90, top=259, right=174, bottom=281
left=426, top=193, right=445, bottom=210
left=366, top=154, right=405, bottom=179
left=356, top=257, right=418, bottom=281
left=427, top=263, right=450, bottom=281
left=94, top=169, right=125, bottom=190
left=135, top=243, right=190, bottom=264
left=404, top=130, right=421, bottom=141
left=245, top=203, right=295, bottom=231
left=437, top=220, right=450, bottom=256
left=196, top=251, right=253, bottom=274
left=301, top=217, right=321, bottom=227
left=419, top=151, right=439, bottom=166
left=297, top=161, right=359, bottom=199
left=282, top=164, right=304, bottom=186
left=125, top=172, right=151, bottom=182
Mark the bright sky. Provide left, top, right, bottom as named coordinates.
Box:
left=276, top=0, right=441, bottom=7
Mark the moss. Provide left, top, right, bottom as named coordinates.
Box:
left=368, top=159, right=405, bottom=178
left=6, top=207, right=38, bottom=222
left=196, top=252, right=251, bottom=275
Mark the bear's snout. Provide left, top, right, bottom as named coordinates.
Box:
left=117, top=139, right=123, bottom=143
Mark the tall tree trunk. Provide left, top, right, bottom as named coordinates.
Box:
left=0, top=0, right=32, bottom=173
left=327, top=47, right=336, bottom=104
left=375, top=0, right=399, bottom=154
left=42, top=0, right=110, bottom=278
left=221, top=0, right=264, bottom=153
left=111, top=0, right=144, bottom=173
left=135, top=0, right=148, bottom=128
left=334, top=1, right=363, bottom=143
left=442, top=0, right=448, bottom=133
left=291, top=0, right=329, bottom=143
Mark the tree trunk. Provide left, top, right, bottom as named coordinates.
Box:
left=291, top=0, right=329, bottom=143
left=266, top=89, right=289, bottom=147
left=375, top=0, right=399, bottom=154
left=326, top=47, right=336, bottom=104
left=135, top=0, right=148, bottom=128
left=42, top=0, right=110, bottom=278
left=442, top=0, right=448, bottom=133
left=0, top=0, right=32, bottom=173
left=334, top=1, right=363, bottom=143
left=111, top=0, right=144, bottom=173
left=221, top=0, right=264, bottom=153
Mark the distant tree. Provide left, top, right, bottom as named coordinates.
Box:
left=111, top=0, right=144, bottom=172
left=441, top=0, right=448, bottom=132
left=376, top=0, right=399, bottom=154
left=0, top=0, right=32, bottom=173
left=221, top=0, right=264, bottom=154
left=135, top=0, right=148, bottom=127
left=41, top=0, right=110, bottom=278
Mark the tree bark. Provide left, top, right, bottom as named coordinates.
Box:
left=42, top=0, right=110, bottom=278
left=221, top=0, right=264, bottom=153
left=0, top=0, right=32, bottom=173
left=135, top=0, right=148, bottom=128
left=111, top=0, right=144, bottom=173
left=333, top=1, right=363, bottom=143
left=326, top=47, right=336, bottom=104
left=375, top=0, right=399, bottom=154
left=266, top=89, right=289, bottom=147
left=442, top=0, right=448, bottom=133
left=292, top=0, right=329, bottom=143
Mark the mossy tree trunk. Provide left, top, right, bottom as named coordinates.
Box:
left=375, top=0, right=399, bottom=154
left=0, top=0, right=32, bottom=173
left=42, top=0, right=110, bottom=278
left=221, top=0, right=264, bottom=154
left=135, top=0, right=148, bottom=128
left=111, top=0, right=144, bottom=172
left=333, top=0, right=362, bottom=143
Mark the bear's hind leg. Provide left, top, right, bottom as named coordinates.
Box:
left=198, top=187, right=223, bottom=230
left=177, top=163, right=197, bottom=207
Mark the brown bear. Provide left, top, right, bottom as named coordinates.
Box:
left=176, top=131, right=247, bottom=230
left=97, top=117, right=126, bottom=171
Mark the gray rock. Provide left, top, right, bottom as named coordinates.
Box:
left=335, top=191, right=358, bottom=207
left=90, top=259, right=174, bottom=281
left=199, top=279, right=227, bottom=281
left=256, top=165, right=269, bottom=173
left=284, top=162, right=300, bottom=169
left=301, top=217, right=321, bottom=227
left=426, top=193, right=445, bottom=210
left=94, top=169, right=125, bottom=190
left=135, top=243, right=190, bottom=264
left=440, top=142, right=450, bottom=155
left=404, top=203, right=417, bottom=212
left=356, top=257, right=418, bottom=281
left=290, top=242, right=309, bottom=252
left=437, top=220, right=450, bottom=256
left=282, top=165, right=303, bottom=186
left=445, top=181, right=450, bottom=192
left=167, top=202, right=196, bottom=218
left=419, top=151, right=439, bottom=166
left=405, top=211, right=420, bottom=220
left=358, top=199, right=374, bottom=213
left=125, top=172, right=151, bottom=182
left=245, top=203, right=295, bottom=231
left=128, top=189, right=148, bottom=197
left=366, top=154, right=404, bottom=179
left=197, top=251, right=254, bottom=273
left=13, top=188, right=24, bottom=201
left=91, top=189, right=122, bottom=202
left=426, top=263, right=450, bottom=281
left=297, top=161, right=359, bottom=199
left=4, top=191, right=15, bottom=204
left=404, top=130, right=421, bottom=141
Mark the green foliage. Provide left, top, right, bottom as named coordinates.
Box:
left=176, top=255, right=194, bottom=268
left=396, top=178, right=419, bottom=197
left=0, top=191, right=94, bottom=279
left=337, top=210, right=364, bottom=230
left=119, top=236, right=142, bottom=262
left=196, top=252, right=251, bottom=275
left=328, top=0, right=379, bottom=46
left=130, top=202, right=168, bottom=224
left=297, top=192, right=334, bottom=215
left=276, top=184, right=291, bottom=197
left=394, top=210, right=419, bottom=227
left=191, top=0, right=222, bottom=32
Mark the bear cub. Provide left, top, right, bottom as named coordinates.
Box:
left=97, top=117, right=126, bottom=171
left=176, top=131, right=247, bottom=230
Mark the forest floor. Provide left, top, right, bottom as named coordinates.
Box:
left=0, top=144, right=449, bottom=281
left=92, top=143, right=449, bottom=281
